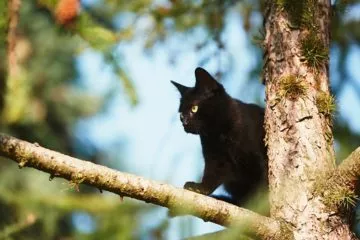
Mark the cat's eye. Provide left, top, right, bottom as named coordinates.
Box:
left=191, top=105, right=198, bottom=113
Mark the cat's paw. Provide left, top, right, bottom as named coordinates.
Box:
left=167, top=209, right=177, bottom=218
left=167, top=208, right=187, bottom=218
left=184, top=182, right=206, bottom=194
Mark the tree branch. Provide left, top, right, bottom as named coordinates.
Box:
left=0, top=133, right=280, bottom=239
left=337, top=147, right=360, bottom=187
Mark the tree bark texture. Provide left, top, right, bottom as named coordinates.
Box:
left=0, top=133, right=281, bottom=239
left=263, top=0, right=355, bottom=239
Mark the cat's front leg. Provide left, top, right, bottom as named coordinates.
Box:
left=184, top=159, right=228, bottom=196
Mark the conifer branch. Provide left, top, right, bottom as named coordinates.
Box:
left=0, top=133, right=280, bottom=239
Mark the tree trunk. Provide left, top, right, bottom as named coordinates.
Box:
left=263, top=0, right=355, bottom=239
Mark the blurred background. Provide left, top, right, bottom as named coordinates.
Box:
left=0, top=0, right=360, bottom=239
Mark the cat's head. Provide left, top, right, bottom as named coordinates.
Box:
left=171, top=67, right=226, bottom=134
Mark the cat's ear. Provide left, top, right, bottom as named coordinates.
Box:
left=171, top=80, right=189, bottom=96
left=195, top=67, right=222, bottom=91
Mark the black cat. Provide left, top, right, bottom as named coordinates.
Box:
left=171, top=67, right=267, bottom=206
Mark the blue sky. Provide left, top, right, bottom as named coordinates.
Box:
left=337, top=46, right=360, bottom=132
left=73, top=5, right=360, bottom=239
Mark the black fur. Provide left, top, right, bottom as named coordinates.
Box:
left=171, top=67, right=267, bottom=206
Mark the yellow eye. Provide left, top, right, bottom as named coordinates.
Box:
left=191, top=105, right=198, bottom=113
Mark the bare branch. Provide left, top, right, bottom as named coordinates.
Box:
left=0, top=133, right=280, bottom=239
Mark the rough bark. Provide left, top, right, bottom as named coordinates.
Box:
left=323, top=147, right=360, bottom=201
left=0, top=133, right=281, bottom=239
left=338, top=147, right=360, bottom=185
left=263, top=0, right=355, bottom=239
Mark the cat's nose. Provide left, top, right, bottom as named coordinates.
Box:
left=180, top=113, right=188, bottom=125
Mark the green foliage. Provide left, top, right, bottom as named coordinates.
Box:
left=0, top=213, right=37, bottom=239
left=3, top=72, right=30, bottom=124
left=334, top=124, right=360, bottom=162
left=37, top=0, right=58, bottom=10
left=324, top=182, right=359, bottom=211
left=79, top=25, right=118, bottom=50
left=276, top=0, right=305, bottom=27
left=117, top=67, right=138, bottom=107
left=279, top=75, right=307, bottom=100
left=301, top=34, right=328, bottom=69
left=276, top=0, right=317, bottom=29
left=0, top=0, right=7, bottom=51
left=77, top=13, right=118, bottom=50
left=0, top=1, right=144, bottom=239
left=300, top=0, right=317, bottom=29
left=0, top=165, right=146, bottom=239
left=314, top=171, right=359, bottom=214
left=277, top=0, right=329, bottom=70
left=316, top=91, right=336, bottom=117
